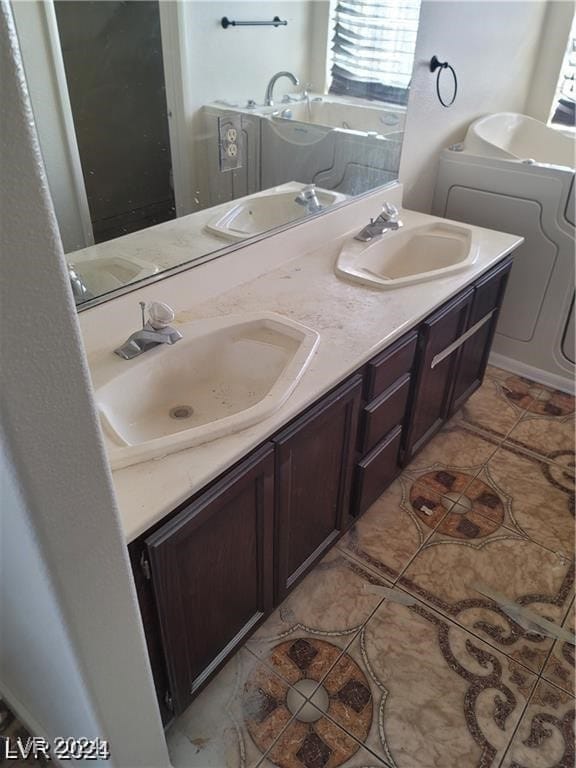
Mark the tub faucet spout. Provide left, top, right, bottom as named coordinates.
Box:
left=265, top=71, right=299, bottom=106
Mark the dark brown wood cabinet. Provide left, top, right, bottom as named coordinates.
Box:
left=403, top=258, right=512, bottom=462
left=403, top=288, right=473, bottom=461
left=354, top=424, right=403, bottom=514
left=351, top=330, right=418, bottom=516
left=449, top=259, right=511, bottom=414
left=129, top=258, right=513, bottom=719
left=273, top=376, right=362, bottom=601
left=364, top=331, right=418, bottom=401
left=144, top=444, right=275, bottom=714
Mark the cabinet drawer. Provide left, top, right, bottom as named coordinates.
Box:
left=470, top=258, right=512, bottom=326
left=353, top=425, right=402, bottom=516
left=365, top=331, right=417, bottom=401
left=360, top=374, right=410, bottom=454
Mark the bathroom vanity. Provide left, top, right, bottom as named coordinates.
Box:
left=120, top=236, right=513, bottom=721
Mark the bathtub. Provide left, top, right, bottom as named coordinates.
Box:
left=433, top=113, right=575, bottom=392
left=271, top=94, right=405, bottom=136
left=205, top=98, right=404, bottom=200
left=464, top=112, right=574, bottom=166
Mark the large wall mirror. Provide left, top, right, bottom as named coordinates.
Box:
left=13, top=0, right=422, bottom=309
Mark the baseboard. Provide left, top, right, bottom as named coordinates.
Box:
left=488, top=352, right=575, bottom=394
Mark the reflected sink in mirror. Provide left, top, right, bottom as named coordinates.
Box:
left=205, top=185, right=348, bottom=242
left=336, top=222, right=478, bottom=289
left=70, top=255, right=159, bottom=304
left=96, top=312, right=319, bottom=469
left=14, top=0, right=422, bottom=309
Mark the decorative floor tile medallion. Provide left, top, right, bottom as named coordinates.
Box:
left=244, top=639, right=372, bottom=768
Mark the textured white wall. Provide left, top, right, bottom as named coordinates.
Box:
left=0, top=438, right=102, bottom=746
left=399, top=0, right=548, bottom=212
left=0, top=3, right=170, bottom=765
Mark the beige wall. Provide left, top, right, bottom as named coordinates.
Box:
left=399, top=0, right=549, bottom=213
left=524, top=0, right=574, bottom=123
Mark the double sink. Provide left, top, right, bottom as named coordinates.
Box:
left=94, top=212, right=478, bottom=469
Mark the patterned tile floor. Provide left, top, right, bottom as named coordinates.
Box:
left=168, top=367, right=575, bottom=768
left=2, top=369, right=573, bottom=768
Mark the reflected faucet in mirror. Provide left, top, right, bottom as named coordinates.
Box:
left=294, top=184, right=323, bottom=215
left=265, top=71, right=299, bottom=106
left=114, top=301, right=182, bottom=360
left=68, top=263, right=93, bottom=303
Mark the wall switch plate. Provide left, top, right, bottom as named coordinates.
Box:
left=218, top=115, right=243, bottom=172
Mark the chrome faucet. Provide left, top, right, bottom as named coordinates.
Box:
left=68, top=263, right=93, bottom=303
left=294, top=184, right=322, bottom=214
left=114, top=301, right=182, bottom=360
left=354, top=202, right=403, bottom=243
left=265, top=71, right=299, bottom=106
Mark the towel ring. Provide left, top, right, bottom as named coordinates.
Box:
left=430, top=55, right=457, bottom=108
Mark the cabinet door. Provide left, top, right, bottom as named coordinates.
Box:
left=145, top=444, right=274, bottom=715
left=274, top=376, right=362, bottom=601
left=449, top=259, right=512, bottom=414
left=403, top=289, right=473, bottom=462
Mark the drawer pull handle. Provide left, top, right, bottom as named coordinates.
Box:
left=430, top=311, right=495, bottom=370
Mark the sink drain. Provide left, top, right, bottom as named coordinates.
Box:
left=169, top=405, right=194, bottom=420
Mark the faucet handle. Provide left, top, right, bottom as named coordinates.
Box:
left=380, top=202, right=400, bottom=222
left=148, top=301, right=176, bottom=330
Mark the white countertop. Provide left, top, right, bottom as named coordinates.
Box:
left=65, top=182, right=332, bottom=274
left=79, top=189, right=522, bottom=543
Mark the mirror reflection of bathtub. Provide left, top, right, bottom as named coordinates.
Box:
left=433, top=112, right=575, bottom=392
left=203, top=96, right=405, bottom=207
left=269, top=93, right=405, bottom=134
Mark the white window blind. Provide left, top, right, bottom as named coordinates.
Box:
left=550, top=15, right=575, bottom=127
left=329, top=0, right=421, bottom=105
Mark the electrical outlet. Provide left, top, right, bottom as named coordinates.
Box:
left=218, top=116, right=242, bottom=172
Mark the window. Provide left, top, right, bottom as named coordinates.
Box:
left=329, top=0, right=421, bottom=105
left=550, top=15, right=575, bottom=128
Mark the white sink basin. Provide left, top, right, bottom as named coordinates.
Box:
left=336, top=222, right=478, bottom=289
left=69, top=254, right=159, bottom=298
left=97, top=313, right=319, bottom=469
left=205, top=187, right=347, bottom=242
